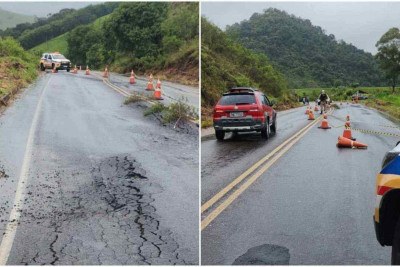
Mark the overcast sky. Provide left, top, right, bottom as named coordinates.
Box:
left=201, top=2, right=400, bottom=54
left=0, top=2, right=95, bottom=17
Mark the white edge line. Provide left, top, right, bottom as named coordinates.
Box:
left=0, top=75, right=51, bottom=265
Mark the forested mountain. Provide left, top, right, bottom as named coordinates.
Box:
left=226, top=8, right=385, bottom=88
left=0, top=8, right=35, bottom=30
left=202, top=18, right=287, bottom=109
left=0, top=3, right=118, bottom=49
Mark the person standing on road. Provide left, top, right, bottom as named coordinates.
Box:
left=318, top=90, right=330, bottom=114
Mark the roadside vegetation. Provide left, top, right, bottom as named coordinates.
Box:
left=0, top=37, right=37, bottom=99
left=125, top=93, right=197, bottom=125
left=123, top=93, right=148, bottom=105
left=365, top=91, right=400, bottom=119
left=144, top=98, right=197, bottom=124
left=66, top=2, right=198, bottom=85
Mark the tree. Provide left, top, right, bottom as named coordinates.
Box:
left=375, top=28, right=400, bottom=93
left=102, top=2, right=168, bottom=59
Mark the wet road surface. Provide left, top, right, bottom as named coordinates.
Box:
left=201, top=103, right=398, bottom=264
left=0, top=70, right=198, bottom=264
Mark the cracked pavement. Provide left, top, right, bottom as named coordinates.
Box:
left=0, top=71, right=198, bottom=265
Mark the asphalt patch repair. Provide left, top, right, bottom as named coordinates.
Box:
left=233, top=244, right=290, bottom=265
left=11, top=155, right=188, bottom=265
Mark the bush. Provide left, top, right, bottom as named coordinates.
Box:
left=124, top=93, right=147, bottom=105
left=163, top=97, right=197, bottom=123
left=143, top=102, right=166, bottom=116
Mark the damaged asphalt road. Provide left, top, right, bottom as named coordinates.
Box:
left=0, top=71, right=198, bottom=264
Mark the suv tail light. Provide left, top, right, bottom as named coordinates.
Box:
left=247, top=108, right=264, bottom=121
left=213, top=109, right=227, bottom=119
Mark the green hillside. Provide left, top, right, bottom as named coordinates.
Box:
left=226, top=8, right=385, bottom=88
left=201, top=18, right=289, bottom=112
left=30, top=33, right=68, bottom=55
left=0, top=8, right=35, bottom=30
left=0, top=37, right=37, bottom=97
left=29, top=14, right=110, bottom=56
left=0, top=3, right=118, bottom=49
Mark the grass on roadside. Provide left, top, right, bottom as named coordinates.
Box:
left=124, top=93, right=148, bottom=105
left=364, top=90, right=400, bottom=119
left=143, top=102, right=166, bottom=116
left=0, top=37, right=38, bottom=98
left=144, top=97, right=197, bottom=124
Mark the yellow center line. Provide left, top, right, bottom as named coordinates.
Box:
left=201, top=111, right=326, bottom=213
left=201, top=109, right=333, bottom=230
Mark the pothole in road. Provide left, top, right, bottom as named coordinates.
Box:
left=232, top=244, right=290, bottom=265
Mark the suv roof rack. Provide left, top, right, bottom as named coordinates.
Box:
left=224, top=87, right=258, bottom=95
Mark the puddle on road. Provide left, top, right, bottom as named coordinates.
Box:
left=233, top=244, right=290, bottom=265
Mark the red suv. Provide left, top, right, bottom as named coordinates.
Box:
left=213, top=87, right=277, bottom=141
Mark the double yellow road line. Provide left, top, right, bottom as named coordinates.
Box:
left=201, top=109, right=334, bottom=230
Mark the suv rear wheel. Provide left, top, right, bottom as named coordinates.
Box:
left=215, top=130, right=225, bottom=141
left=261, top=119, right=270, bottom=139
left=271, top=118, right=277, bottom=134
left=392, top=219, right=400, bottom=264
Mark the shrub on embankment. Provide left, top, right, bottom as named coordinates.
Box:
left=0, top=37, right=37, bottom=97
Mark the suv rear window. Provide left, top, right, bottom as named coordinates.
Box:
left=219, top=94, right=256, bottom=105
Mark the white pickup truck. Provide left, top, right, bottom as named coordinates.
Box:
left=40, top=52, right=71, bottom=72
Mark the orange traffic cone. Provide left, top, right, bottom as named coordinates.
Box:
left=318, top=118, right=331, bottom=129
left=337, top=136, right=367, bottom=149
left=305, top=106, right=310, bottom=114
left=156, top=78, right=161, bottom=89
left=154, top=87, right=163, bottom=100
left=146, top=81, right=154, bottom=91
left=314, top=105, right=319, bottom=112
left=103, top=67, right=109, bottom=78
left=129, top=70, right=136, bottom=84
left=346, top=115, right=350, bottom=121
left=73, top=65, right=77, bottom=74
left=149, top=73, right=153, bottom=82
left=308, top=110, right=315, bottom=120
left=85, top=66, right=90, bottom=75
left=342, top=122, right=356, bottom=141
